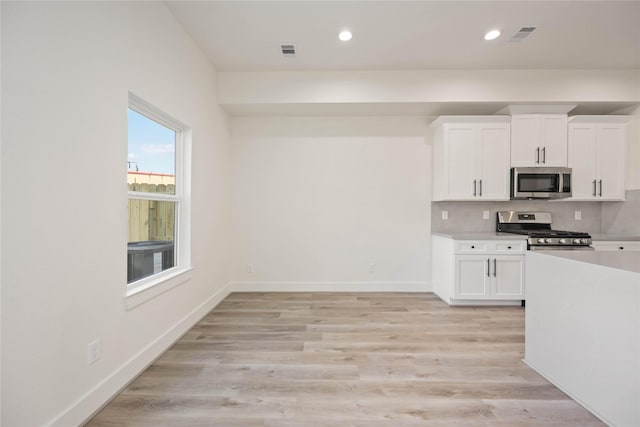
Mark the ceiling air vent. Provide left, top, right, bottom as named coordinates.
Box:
left=280, top=43, right=297, bottom=57
left=508, top=27, right=537, bottom=43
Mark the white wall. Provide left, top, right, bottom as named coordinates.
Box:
left=1, top=2, right=231, bottom=426
left=230, top=116, right=431, bottom=291
left=627, top=104, right=640, bottom=190
left=218, top=69, right=640, bottom=105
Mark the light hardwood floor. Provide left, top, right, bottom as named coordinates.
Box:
left=86, top=292, right=604, bottom=426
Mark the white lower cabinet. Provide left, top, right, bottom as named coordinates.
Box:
left=432, top=235, right=525, bottom=305
left=492, top=256, right=526, bottom=298
left=455, top=255, right=524, bottom=300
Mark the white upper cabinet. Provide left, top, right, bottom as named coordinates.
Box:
left=568, top=116, right=628, bottom=201
left=511, top=114, right=568, bottom=167
left=432, top=116, right=511, bottom=201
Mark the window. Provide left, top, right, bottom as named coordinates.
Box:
left=127, top=94, right=190, bottom=292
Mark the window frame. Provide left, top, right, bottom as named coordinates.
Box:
left=125, top=93, right=192, bottom=308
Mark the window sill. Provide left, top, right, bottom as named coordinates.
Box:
left=125, top=266, right=193, bottom=310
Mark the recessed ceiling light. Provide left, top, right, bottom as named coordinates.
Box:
left=339, top=30, right=352, bottom=42
left=484, top=29, right=501, bottom=41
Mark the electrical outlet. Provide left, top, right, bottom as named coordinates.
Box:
left=575, top=211, right=582, bottom=220
left=483, top=210, right=490, bottom=220
left=247, top=263, right=254, bottom=273
left=441, top=210, right=448, bottom=220
left=88, top=339, right=102, bottom=366
left=369, top=263, right=376, bottom=273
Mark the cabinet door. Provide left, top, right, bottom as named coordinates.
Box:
left=511, top=115, right=540, bottom=167
left=539, top=115, right=568, bottom=166
left=444, top=125, right=477, bottom=199
left=477, top=125, right=510, bottom=200
left=454, top=256, right=490, bottom=299
left=568, top=124, right=598, bottom=200
left=492, top=256, right=525, bottom=299
left=596, top=124, right=626, bottom=200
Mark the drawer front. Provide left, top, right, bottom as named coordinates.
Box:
left=494, top=242, right=526, bottom=253
left=456, top=242, right=488, bottom=253
left=593, top=241, right=640, bottom=251
left=455, top=240, right=526, bottom=254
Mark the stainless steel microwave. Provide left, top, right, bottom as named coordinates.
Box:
left=510, top=167, right=572, bottom=200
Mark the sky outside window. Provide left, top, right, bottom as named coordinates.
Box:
left=127, top=108, right=175, bottom=175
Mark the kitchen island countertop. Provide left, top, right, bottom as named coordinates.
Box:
left=590, top=234, right=640, bottom=242
left=538, top=249, right=640, bottom=274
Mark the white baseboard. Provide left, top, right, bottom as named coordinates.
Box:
left=230, top=281, right=432, bottom=293
left=51, top=281, right=234, bottom=427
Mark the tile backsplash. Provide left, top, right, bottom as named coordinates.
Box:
left=601, top=189, right=640, bottom=236
left=432, top=198, right=613, bottom=235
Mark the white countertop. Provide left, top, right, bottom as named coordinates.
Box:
left=535, top=250, right=640, bottom=274
left=433, top=232, right=640, bottom=243
left=590, top=234, right=640, bottom=242
left=432, top=232, right=528, bottom=241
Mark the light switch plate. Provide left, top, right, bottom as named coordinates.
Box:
left=483, top=210, right=490, bottom=220
left=441, top=211, right=448, bottom=220
left=575, top=211, right=582, bottom=220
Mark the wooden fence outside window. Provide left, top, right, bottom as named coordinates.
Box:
left=128, top=183, right=175, bottom=242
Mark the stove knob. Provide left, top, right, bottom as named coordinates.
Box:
left=573, top=239, right=582, bottom=244
left=580, top=239, right=590, bottom=244
left=545, top=238, right=553, bottom=243
left=559, top=238, right=568, bottom=244
left=537, top=238, right=546, bottom=243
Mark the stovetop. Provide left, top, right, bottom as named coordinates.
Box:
left=504, top=229, right=590, bottom=238
left=496, top=211, right=592, bottom=248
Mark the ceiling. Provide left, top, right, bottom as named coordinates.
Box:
left=165, top=1, right=640, bottom=71
left=164, top=1, right=640, bottom=116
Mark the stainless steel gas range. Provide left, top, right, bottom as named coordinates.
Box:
left=496, top=211, right=593, bottom=250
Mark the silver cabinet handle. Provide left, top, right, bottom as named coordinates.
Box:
left=473, top=179, right=477, bottom=196
left=479, top=179, right=483, bottom=197
left=536, top=147, right=540, bottom=164
left=598, top=180, right=603, bottom=197
left=486, top=258, right=490, bottom=277
left=593, top=180, right=597, bottom=197
left=493, top=259, right=497, bottom=277
left=542, top=146, right=546, bottom=164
